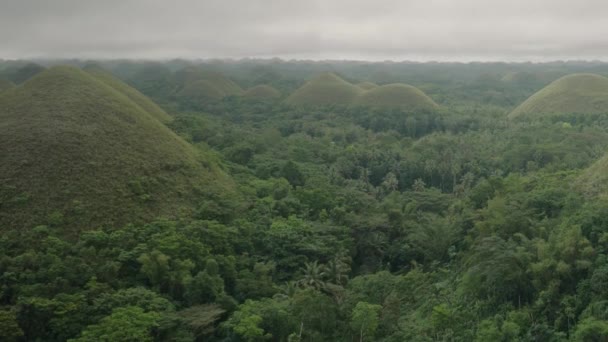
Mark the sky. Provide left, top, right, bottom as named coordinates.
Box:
left=1, top=0, right=607, bottom=62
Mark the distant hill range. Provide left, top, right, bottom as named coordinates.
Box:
left=285, top=72, right=439, bottom=110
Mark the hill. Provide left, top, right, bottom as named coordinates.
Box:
left=173, top=67, right=243, bottom=104
left=0, top=78, right=14, bottom=93
left=575, top=153, right=608, bottom=198
left=174, top=67, right=242, bottom=96
left=84, top=66, right=172, bottom=123
left=353, top=83, right=440, bottom=110
left=176, top=79, right=229, bottom=100
left=242, top=85, right=281, bottom=99
left=356, top=81, right=378, bottom=90
left=0, top=66, right=235, bottom=230
left=10, top=63, right=45, bottom=84
left=285, top=72, right=363, bottom=106
left=509, top=73, right=608, bottom=119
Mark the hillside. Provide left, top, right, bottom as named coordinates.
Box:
left=242, top=84, right=281, bottom=99
left=509, top=73, right=608, bottom=119
left=176, top=79, right=228, bottom=100
left=174, top=67, right=243, bottom=97
left=10, top=62, right=46, bottom=84
left=0, top=78, right=14, bottom=93
left=84, top=66, right=172, bottom=123
left=575, top=153, right=608, bottom=198
left=285, top=72, right=363, bottom=106
left=353, top=83, right=440, bottom=110
left=0, top=66, right=235, bottom=230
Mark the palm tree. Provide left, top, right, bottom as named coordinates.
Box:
left=325, top=256, right=350, bottom=286
left=298, top=261, right=326, bottom=291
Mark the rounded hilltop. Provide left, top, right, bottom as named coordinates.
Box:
left=509, top=73, right=608, bottom=119
left=285, top=72, right=363, bottom=106
left=242, top=84, right=281, bottom=99
left=285, top=72, right=439, bottom=111
left=353, top=83, right=440, bottom=110
left=174, top=67, right=243, bottom=101
left=0, top=66, right=235, bottom=230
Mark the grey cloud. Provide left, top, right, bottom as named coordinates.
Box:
left=0, top=0, right=607, bottom=61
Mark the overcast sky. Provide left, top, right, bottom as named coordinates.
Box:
left=1, top=0, right=607, bottom=61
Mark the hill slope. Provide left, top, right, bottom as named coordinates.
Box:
left=353, top=83, right=440, bottom=110
left=10, top=63, right=46, bottom=84
left=285, top=73, right=363, bottom=106
left=509, top=73, right=608, bottom=119
left=575, top=154, right=608, bottom=198
left=0, top=66, right=235, bottom=230
left=0, top=79, right=14, bottom=93
left=85, top=66, right=172, bottom=123
left=174, top=67, right=243, bottom=99
left=242, top=85, right=281, bottom=99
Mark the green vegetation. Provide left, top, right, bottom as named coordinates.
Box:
left=173, top=68, right=243, bottom=106
left=84, top=66, right=172, bottom=123
left=353, top=83, right=440, bottom=110
left=510, top=73, right=608, bottom=119
left=9, top=62, right=46, bottom=84
left=0, top=78, right=14, bottom=93
left=285, top=73, right=438, bottom=110
left=285, top=72, right=363, bottom=106
left=0, top=66, right=235, bottom=230
left=5, top=60, right=608, bottom=341
left=242, top=84, right=281, bottom=99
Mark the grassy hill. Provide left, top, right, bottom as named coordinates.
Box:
left=10, top=63, right=46, bottom=84
left=575, top=154, right=608, bottom=198
left=285, top=72, right=363, bottom=106
left=172, top=67, right=243, bottom=105
left=509, top=73, right=608, bottom=119
left=242, top=85, right=281, bottom=99
left=356, top=81, right=378, bottom=90
left=353, top=83, right=440, bottom=110
left=84, top=66, right=172, bottom=123
left=0, top=66, right=235, bottom=230
left=0, top=78, right=14, bottom=93
left=176, top=79, right=228, bottom=100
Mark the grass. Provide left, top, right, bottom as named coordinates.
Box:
left=576, top=154, right=608, bottom=198
left=0, top=66, right=236, bottom=231
left=242, top=85, right=281, bottom=99
left=509, top=73, right=608, bottom=119
left=85, top=65, right=172, bottom=123
left=11, top=63, right=45, bottom=84
left=0, top=78, right=14, bottom=93
left=352, top=83, right=440, bottom=110
left=285, top=72, right=363, bottom=106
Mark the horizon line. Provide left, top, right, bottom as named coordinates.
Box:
left=3, top=56, right=608, bottom=65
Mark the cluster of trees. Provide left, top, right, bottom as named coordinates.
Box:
left=4, top=61, right=608, bottom=341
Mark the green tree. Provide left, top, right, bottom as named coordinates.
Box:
left=572, top=318, right=608, bottom=342
left=0, top=309, right=23, bottom=341
left=298, top=261, right=327, bottom=291
left=69, top=306, right=160, bottom=342
left=350, top=301, right=382, bottom=342
left=282, top=161, right=306, bottom=188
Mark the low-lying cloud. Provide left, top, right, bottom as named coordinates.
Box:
left=1, top=0, right=607, bottom=61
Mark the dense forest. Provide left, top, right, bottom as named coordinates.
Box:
left=3, top=59, right=608, bottom=341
